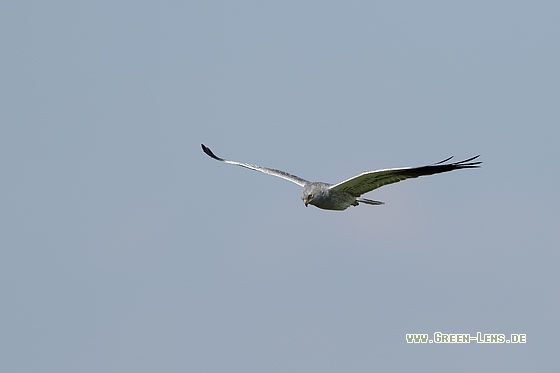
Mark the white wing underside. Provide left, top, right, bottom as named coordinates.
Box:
left=201, top=144, right=309, bottom=187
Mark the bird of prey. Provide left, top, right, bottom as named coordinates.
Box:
left=201, top=144, right=481, bottom=211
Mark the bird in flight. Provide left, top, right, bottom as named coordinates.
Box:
left=201, top=144, right=481, bottom=211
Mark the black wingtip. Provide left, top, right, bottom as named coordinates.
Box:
left=201, top=144, right=225, bottom=161
left=452, top=154, right=482, bottom=168
left=434, top=156, right=454, bottom=165
left=434, top=154, right=482, bottom=168
left=456, top=155, right=482, bottom=168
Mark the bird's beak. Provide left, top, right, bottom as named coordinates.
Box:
left=303, top=199, right=308, bottom=207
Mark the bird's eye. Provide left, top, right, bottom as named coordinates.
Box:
left=307, top=194, right=313, bottom=200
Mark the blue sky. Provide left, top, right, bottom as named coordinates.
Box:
left=1, top=1, right=559, bottom=371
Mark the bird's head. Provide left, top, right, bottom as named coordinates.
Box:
left=302, top=193, right=312, bottom=207
left=302, top=183, right=327, bottom=207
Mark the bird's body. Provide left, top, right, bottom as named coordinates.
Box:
left=301, top=182, right=383, bottom=210
left=302, top=183, right=352, bottom=210
left=201, top=144, right=481, bottom=211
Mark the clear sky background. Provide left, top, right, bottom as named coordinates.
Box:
left=2, top=1, right=559, bottom=372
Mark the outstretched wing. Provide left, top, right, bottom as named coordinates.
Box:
left=201, top=144, right=309, bottom=187
left=329, top=155, right=481, bottom=197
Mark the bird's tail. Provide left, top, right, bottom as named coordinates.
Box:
left=356, top=198, right=384, bottom=206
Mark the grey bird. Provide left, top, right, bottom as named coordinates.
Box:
left=201, top=144, right=481, bottom=211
